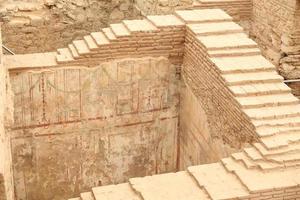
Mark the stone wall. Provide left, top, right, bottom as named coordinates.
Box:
left=134, top=0, right=193, bottom=15
left=8, top=57, right=179, bottom=200
left=251, top=0, right=300, bottom=97
left=251, top=0, right=300, bottom=79
left=0, top=0, right=141, bottom=54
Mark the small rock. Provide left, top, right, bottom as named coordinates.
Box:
left=120, top=2, right=130, bottom=11
left=76, top=13, right=86, bottom=23
left=30, top=16, right=45, bottom=26
left=158, top=0, right=169, bottom=7
left=44, top=0, right=56, bottom=6
left=109, top=8, right=124, bottom=21
left=281, top=34, right=295, bottom=46
left=281, top=63, right=296, bottom=73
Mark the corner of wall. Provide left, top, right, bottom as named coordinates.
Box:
left=0, top=24, right=15, bottom=200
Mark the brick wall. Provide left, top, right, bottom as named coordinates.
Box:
left=179, top=25, right=258, bottom=168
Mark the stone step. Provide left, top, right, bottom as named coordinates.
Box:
left=243, top=147, right=263, bottom=161
left=102, top=28, right=117, bottom=40
left=267, top=150, right=300, bottom=164
left=72, top=40, right=91, bottom=55
left=253, top=142, right=300, bottom=157
left=232, top=151, right=284, bottom=171
left=92, top=183, right=141, bottom=200
left=80, top=192, right=95, bottom=200
left=256, top=126, right=300, bottom=137
left=210, top=55, right=276, bottom=75
left=236, top=93, right=299, bottom=109
left=83, top=35, right=98, bottom=50
left=253, top=116, right=300, bottom=128
left=129, top=172, right=210, bottom=200
left=231, top=152, right=258, bottom=169
left=122, top=19, right=158, bottom=33
left=146, top=14, right=185, bottom=28
left=222, top=71, right=283, bottom=86
left=188, top=163, right=249, bottom=200
left=208, top=48, right=261, bottom=58
left=223, top=154, right=300, bottom=193
left=229, top=83, right=291, bottom=97
left=90, top=32, right=110, bottom=46
left=57, top=48, right=74, bottom=62
left=68, top=44, right=80, bottom=59
left=221, top=155, right=284, bottom=173
left=175, top=9, right=233, bottom=24
left=197, top=33, right=258, bottom=51
left=244, top=104, right=300, bottom=120
left=260, top=131, right=300, bottom=149
left=110, top=23, right=130, bottom=37
left=221, top=157, right=247, bottom=173
left=195, top=0, right=252, bottom=8
left=187, top=21, right=244, bottom=36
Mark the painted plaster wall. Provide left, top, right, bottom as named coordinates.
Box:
left=8, top=57, right=179, bottom=200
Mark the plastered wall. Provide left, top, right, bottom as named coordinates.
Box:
left=8, top=57, right=179, bottom=200
left=179, top=84, right=237, bottom=169
left=0, top=27, right=14, bottom=200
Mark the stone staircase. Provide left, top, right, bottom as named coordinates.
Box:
left=192, top=0, right=252, bottom=21
left=62, top=9, right=300, bottom=200
left=56, top=15, right=186, bottom=66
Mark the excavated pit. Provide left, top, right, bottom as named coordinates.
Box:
left=1, top=1, right=300, bottom=200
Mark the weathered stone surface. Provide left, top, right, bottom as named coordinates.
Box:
left=0, top=0, right=142, bottom=54
left=135, top=0, right=193, bottom=15
left=251, top=0, right=300, bottom=84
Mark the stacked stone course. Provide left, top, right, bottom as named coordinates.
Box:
left=193, top=0, right=252, bottom=21
left=55, top=16, right=186, bottom=67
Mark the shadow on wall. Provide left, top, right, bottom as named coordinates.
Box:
left=0, top=174, right=7, bottom=200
